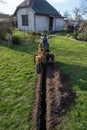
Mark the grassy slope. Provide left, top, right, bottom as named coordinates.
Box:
left=0, top=43, right=37, bottom=130
left=0, top=31, right=87, bottom=130
left=49, top=34, right=87, bottom=130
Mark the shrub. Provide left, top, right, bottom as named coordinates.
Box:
left=29, top=35, right=36, bottom=43
left=73, top=20, right=87, bottom=41
left=0, top=20, right=12, bottom=40
left=73, top=31, right=79, bottom=39
left=77, top=33, right=84, bottom=40
left=29, top=31, right=37, bottom=43
left=66, top=34, right=71, bottom=38
left=31, top=31, right=37, bottom=36
left=0, top=30, right=7, bottom=40
left=85, top=35, right=87, bottom=41
left=12, top=36, right=20, bottom=45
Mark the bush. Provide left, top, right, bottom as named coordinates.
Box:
left=0, top=30, right=7, bottom=40
left=85, top=36, right=87, bottom=41
left=73, top=31, right=79, bottom=39
left=73, top=20, right=87, bottom=41
left=31, top=31, right=37, bottom=36
left=29, top=35, right=36, bottom=42
left=77, top=33, right=84, bottom=40
left=0, top=20, right=12, bottom=40
left=29, top=31, right=37, bottom=43
left=66, top=34, right=71, bottom=38
left=12, top=36, right=20, bottom=45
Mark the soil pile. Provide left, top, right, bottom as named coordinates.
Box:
left=46, top=63, right=75, bottom=130
left=32, top=63, right=75, bottom=130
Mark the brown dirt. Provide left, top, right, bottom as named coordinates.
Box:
left=32, top=62, right=75, bottom=130
left=46, top=63, right=75, bottom=130
left=32, top=74, right=42, bottom=130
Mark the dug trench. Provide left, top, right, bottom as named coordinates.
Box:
left=32, top=62, right=76, bottom=130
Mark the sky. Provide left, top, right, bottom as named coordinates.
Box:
left=0, top=0, right=81, bottom=17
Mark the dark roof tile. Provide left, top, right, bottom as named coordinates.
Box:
left=18, top=0, right=29, bottom=7
left=16, top=0, right=62, bottom=17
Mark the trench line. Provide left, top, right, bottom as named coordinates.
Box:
left=39, top=65, right=47, bottom=130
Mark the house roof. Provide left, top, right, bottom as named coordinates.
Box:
left=0, top=13, right=9, bottom=19
left=14, top=0, right=62, bottom=17
left=18, top=0, right=29, bottom=8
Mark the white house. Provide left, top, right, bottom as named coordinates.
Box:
left=14, top=0, right=64, bottom=32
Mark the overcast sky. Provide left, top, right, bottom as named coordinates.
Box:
left=0, top=0, right=80, bottom=16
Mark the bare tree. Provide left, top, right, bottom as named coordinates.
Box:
left=63, top=11, right=72, bottom=19
left=0, top=0, right=5, bottom=4
left=73, top=7, right=84, bottom=23
left=81, top=0, right=87, bottom=16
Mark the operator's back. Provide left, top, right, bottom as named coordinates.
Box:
left=42, top=33, right=49, bottom=51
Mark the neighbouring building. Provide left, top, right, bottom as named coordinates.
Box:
left=64, top=18, right=80, bottom=32
left=0, top=13, right=9, bottom=19
left=14, top=0, right=64, bottom=32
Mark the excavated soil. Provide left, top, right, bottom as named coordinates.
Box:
left=32, top=63, right=75, bottom=130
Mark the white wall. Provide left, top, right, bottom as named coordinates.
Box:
left=53, top=18, right=56, bottom=31
left=35, top=15, right=49, bottom=32
left=55, top=18, right=64, bottom=31
left=17, top=8, right=34, bottom=31
left=17, top=7, right=64, bottom=32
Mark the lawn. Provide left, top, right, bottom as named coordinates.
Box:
left=0, top=31, right=87, bottom=130
left=49, top=34, right=87, bottom=130
left=0, top=42, right=37, bottom=130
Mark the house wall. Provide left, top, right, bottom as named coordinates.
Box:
left=17, top=8, right=64, bottom=32
left=53, top=18, right=56, bottom=31
left=49, top=17, right=64, bottom=31
left=55, top=18, right=64, bottom=31
left=17, top=8, right=34, bottom=31
left=35, top=15, right=49, bottom=32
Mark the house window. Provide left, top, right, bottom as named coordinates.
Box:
left=22, top=15, right=28, bottom=26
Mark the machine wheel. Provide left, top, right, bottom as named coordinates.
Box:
left=46, top=54, right=54, bottom=63
left=36, top=62, right=41, bottom=74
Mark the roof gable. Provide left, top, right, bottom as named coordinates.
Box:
left=15, top=0, right=62, bottom=17
left=32, top=0, right=62, bottom=17
left=18, top=0, right=29, bottom=7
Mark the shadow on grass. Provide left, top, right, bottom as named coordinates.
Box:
left=58, top=62, right=87, bottom=91
left=0, top=42, right=38, bottom=55
left=12, top=43, right=38, bottom=55
left=0, top=43, right=87, bottom=92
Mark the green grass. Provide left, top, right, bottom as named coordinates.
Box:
left=0, top=31, right=87, bottom=130
left=0, top=43, right=37, bottom=130
left=49, top=35, right=87, bottom=130
left=12, top=28, right=29, bottom=43
left=12, top=29, right=39, bottom=44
